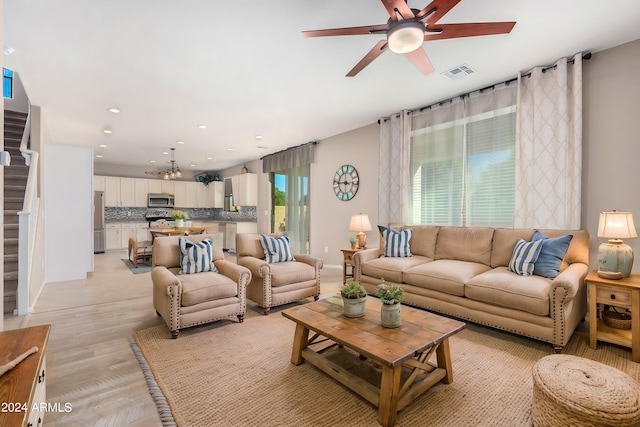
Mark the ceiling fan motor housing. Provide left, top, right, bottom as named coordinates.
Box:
left=387, top=20, right=425, bottom=53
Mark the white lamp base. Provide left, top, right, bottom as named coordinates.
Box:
left=597, top=240, right=634, bottom=279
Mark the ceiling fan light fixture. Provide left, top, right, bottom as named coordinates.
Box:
left=387, top=21, right=424, bottom=54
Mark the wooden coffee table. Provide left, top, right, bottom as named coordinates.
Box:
left=282, top=298, right=466, bottom=427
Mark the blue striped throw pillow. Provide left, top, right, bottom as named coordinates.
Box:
left=178, top=237, right=217, bottom=274
left=259, top=235, right=295, bottom=263
left=508, top=238, right=543, bottom=276
left=379, top=226, right=412, bottom=257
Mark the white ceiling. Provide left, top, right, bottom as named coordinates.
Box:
left=4, top=0, right=640, bottom=174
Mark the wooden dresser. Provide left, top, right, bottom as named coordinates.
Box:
left=0, top=325, right=51, bottom=427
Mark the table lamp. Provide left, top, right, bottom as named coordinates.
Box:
left=597, top=210, right=637, bottom=279
left=349, top=213, right=372, bottom=249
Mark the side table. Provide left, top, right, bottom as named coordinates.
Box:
left=586, top=270, right=640, bottom=362
left=340, top=248, right=360, bottom=284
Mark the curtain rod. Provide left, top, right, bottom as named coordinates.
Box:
left=378, top=51, right=591, bottom=123
left=259, top=140, right=318, bottom=161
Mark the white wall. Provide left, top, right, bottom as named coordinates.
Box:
left=583, top=39, right=640, bottom=273
left=43, top=144, right=94, bottom=282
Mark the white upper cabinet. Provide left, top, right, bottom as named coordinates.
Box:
left=119, top=178, right=135, bottom=207
left=173, top=181, right=187, bottom=208
left=133, top=178, right=149, bottom=207
left=209, top=181, right=224, bottom=208
left=231, top=173, right=257, bottom=206
left=104, top=176, right=121, bottom=206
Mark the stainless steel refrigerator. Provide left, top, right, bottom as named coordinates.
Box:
left=94, top=191, right=105, bottom=253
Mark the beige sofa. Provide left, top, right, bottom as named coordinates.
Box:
left=354, top=226, right=590, bottom=351
left=152, top=234, right=251, bottom=338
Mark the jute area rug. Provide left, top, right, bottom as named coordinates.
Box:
left=131, top=304, right=640, bottom=427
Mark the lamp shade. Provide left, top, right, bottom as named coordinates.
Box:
left=387, top=21, right=424, bottom=54
left=597, top=211, right=638, bottom=239
left=349, top=214, right=372, bottom=232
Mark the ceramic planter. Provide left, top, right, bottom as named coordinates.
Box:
left=380, top=302, right=401, bottom=328
left=342, top=296, right=367, bottom=318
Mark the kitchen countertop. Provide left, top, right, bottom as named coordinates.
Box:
left=105, top=219, right=257, bottom=224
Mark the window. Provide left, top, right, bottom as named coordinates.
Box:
left=3, top=68, right=13, bottom=99
left=270, top=165, right=310, bottom=254
left=410, top=107, right=516, bottom=227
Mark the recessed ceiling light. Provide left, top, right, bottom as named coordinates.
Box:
left=4, top=46, right=15, bottom=55
left=206, top=157, right=212, bottom=160
left=150, top=160, right=156, bottom=163
left=107, top=108, right=120, bottom=114
left=95, top=154, right=103, bottom=158
left=103, top=129, right=112, bottom=134
left=190, top=163, right=197, bottom=167
left=227, top=148, right=234, bottom=152
left=255, top=135, right=263, bottom=140
left=176, top=140, right=185, bottom=144
left=161, top=151, right=168, bottom=155
left=257, top=146, right=268, bottom=149
left=99, top=144, right=107, bottom=148
left=197, top=125, right=207, bottom=129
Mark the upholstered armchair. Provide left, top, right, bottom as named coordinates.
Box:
left=151, top=233, right=251, bottom=338
left=236, top=233, right=322, bottom=315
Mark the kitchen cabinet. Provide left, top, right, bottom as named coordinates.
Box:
left=173, top=181, right=187, bottom=207
left=121, top=223, right=136, bottom=248
left=224, top=221, right=258, bottom=251
left=230, top=173, right=257, bottom=206
left=104, top=176, right=121, bottom=206
left=94, top=175, right=105, bottom=192
left=134, top=178, right=149, bottom=207
left=119, top=178, right=136, bottom=207
left=195, top=182, right=209, bottom=208
left=208, top=181, right=224, bottom=208
left=105, top=224, right=121, bottom=250
left=148, top=179, right=162, bottom=194
left=136, top=224, right=150, bottom=242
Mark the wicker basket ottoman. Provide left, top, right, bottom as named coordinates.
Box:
left=532, top=354, right=640, bottom=427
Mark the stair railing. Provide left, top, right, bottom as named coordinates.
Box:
left=17, top=104, right=38, bottom=315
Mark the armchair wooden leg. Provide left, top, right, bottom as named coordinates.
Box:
left=262, top=308, right=270, bottom=315
left=171, top=330, right=179, bottom=339
left=237, top=314, right=244, bottom=323
left=314, top=295, right=319, bottom=301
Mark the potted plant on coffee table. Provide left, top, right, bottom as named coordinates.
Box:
left=340, top=281, right=368, bottom=318
left=376, top=279, right=404, bottom=328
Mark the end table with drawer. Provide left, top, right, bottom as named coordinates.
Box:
left=586, top=270, right=640, bottom=362
left=340, top=248, right=360, bottom=285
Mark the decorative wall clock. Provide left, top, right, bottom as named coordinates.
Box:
left=333, top=164, right=359, bottom=201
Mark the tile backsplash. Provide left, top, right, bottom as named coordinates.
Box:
left=105, top=206, right=257, bottom=222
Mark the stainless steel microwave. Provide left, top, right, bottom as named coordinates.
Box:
left=148, top=193, right=175, bottom=208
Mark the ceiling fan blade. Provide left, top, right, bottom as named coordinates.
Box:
left=424, top=22, right=516, bottom=41
left=416, top=0, right=463, bottom=24
left=404, top=48, right=435, bottom=75
left=302, top=24, right=388, bottom=38
left=346, top=40, right=389, bottom=77
left=380, top=0, right=416, bottom=20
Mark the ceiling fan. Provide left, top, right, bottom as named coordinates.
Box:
left=302, top=0, right=516, bottom=77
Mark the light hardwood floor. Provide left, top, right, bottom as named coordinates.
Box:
left=3, top=250, right=342, bottom=426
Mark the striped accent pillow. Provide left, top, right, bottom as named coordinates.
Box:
left=508, top=238, right=543, bottom=276
left=178, top=237, right=217, bottom=274
left=259, top=235, right=295, bottom=263
left=379, top=226, right=413, bottom=257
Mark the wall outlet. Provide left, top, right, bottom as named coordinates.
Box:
left=324, top=246, right=328, bottom=253
left=127, top=211, right=131, bottom=217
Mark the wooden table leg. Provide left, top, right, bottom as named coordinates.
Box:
left=436, top=338, right=453, bottom=384
left=378, top=364, right=402, bottom=427
left=290, top=323, right=309, bottom=366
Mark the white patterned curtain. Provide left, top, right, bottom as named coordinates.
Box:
left=514, top=53, right=583, bottom=228
left=379, top=110, right=411, bottom=226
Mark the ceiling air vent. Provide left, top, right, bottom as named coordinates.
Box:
left=442, top=64, right=476, bottom=80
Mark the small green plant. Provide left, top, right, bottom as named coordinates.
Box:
left=349, top=235, right=357, bottom=244
left=170, top=209, right=189, bottom=220
left=200, top=175, right=215, bottom=186
left=375, top=280, right=404, bottom=305
left=340, top=281, right=367, bottom=299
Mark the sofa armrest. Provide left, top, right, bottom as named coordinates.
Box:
left=550, top=262, right=589, bottom=302
left=151, top=266, right=181, bottom=294
left=294, top=254, right=323, bottom=271
left=237, top=256, right=271, bottom=278
left=215, top=259, right=251, bottom=286
left=353, top=248, right=382, bottom=282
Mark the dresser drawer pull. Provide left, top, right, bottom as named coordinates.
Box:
left=610, top=294, right=616, bottom=300
left=38, top=369, right=45, bottom=383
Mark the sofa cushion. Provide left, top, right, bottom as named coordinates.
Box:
left=403, top=260, right=492, bottom=297
left=465, top=267, right=552, bottom=316
left=532, top=231, right=573, bottom=279
left=435, top=227, right=495, bottom=266
left=178, top=237, right=217, bottom=274
left=491, top=228, right=535, bottom=268
left=403, top=225, right=439, bottom=258
left=379, top=225, right=412, bottom=257
left=180, top=271, right=238, bottom=307
left=259, top=234, right=295, bottom=263
left=269, top=261, right=316, bottom=287
left=508, top=238, right=543, bottom=276
left=361, top=256, right=431, bottom=284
